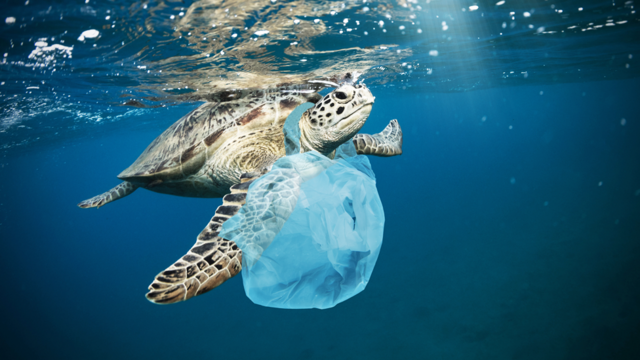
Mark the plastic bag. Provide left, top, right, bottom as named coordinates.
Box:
left=219, top=151, right=384, bottom=309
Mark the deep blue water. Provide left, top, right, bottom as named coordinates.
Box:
left=2, top=0, right=640, bottom=359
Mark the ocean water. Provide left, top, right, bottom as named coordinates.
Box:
left=1, top=0, right=640, bottom=359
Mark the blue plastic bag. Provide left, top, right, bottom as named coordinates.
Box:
left=219, top=151, right=385, bottom=309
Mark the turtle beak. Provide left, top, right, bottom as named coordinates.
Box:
left=356, top=85, right=375, bottom=107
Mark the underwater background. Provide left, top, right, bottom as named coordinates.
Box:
left=1, top=0, right=639, bottom=359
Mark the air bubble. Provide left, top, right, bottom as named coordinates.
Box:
left=77, top=29, right=100, bottom=41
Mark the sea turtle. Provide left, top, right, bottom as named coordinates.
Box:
left=78, top=81, right=403, bottom=304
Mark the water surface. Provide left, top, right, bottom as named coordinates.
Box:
left=1, top=0, right=639, bottom=359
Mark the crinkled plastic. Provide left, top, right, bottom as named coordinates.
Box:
left=219, top=151, right=384, bottom=309
left=282, top=103, right=307, bottom=156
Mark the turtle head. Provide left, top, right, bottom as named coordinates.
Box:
left=299, top=84, right=375, bottom=156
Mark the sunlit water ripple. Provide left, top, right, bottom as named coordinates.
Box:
left=1, top=0, right=638, bottom=152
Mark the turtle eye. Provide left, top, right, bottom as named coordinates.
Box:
left=334, top=91, right=347, bottom=100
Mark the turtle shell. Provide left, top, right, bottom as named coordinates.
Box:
left=118, top=90, right=321, bottom=184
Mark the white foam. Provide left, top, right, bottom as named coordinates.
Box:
left=308, top=80, right=339, bottom=87
left=27, top=43, right=73, bottom=68
left=282, top=89, right=315, bottom=93
left=77, top=29, right=100, bottom=41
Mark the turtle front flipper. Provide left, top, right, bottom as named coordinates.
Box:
left=77, top=181, right=139, bottom=209
left=353, top=119, right=403, bottom=157
left=145, top=173, right=261, bottom=304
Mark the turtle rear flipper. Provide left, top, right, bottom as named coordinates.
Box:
left=77, top=181, right=139, bottom=209
left=353, top=119, right=403, bottom=157
left=145, top=173, right=261, bottom=304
